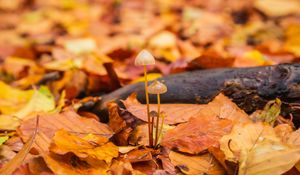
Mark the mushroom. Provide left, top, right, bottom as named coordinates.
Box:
left=148, top=80, right=167, bottom=146
left=134, top=49, right=155, bottom=146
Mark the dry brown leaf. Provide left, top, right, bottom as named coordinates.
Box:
left=162, top=114, right=233, bottom=154
left=18, top=109, right=113, bottom=153
left=201, top=93, right=251, bottom=124
left=123, top=93, right=205, bottom=124
left=110, top=159, right=146, bottom=175
left=169, top=151, right=225, bottom=175
left=124, top=149, right=152, bottom=163
left=108, top=102, right=126, bottom=133
left=208, top=146, right=236, bottom=175
left=157, top=155, right=176, bottom=175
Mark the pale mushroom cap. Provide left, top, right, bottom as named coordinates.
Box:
left=148, top=80, right=167, bottom=94
left=134, top=49, right=155, bottom=66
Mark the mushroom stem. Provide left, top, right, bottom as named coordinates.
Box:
left=143, top=65, right=153, bottom=147
left=157, top=111, right=166, bottom=147
left=154, top=93, right=161, bottom=146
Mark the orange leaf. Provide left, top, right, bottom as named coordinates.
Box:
left=161, top=114, right=233, bottom=154
left=49, top=129, right=119, bottom=164
left=122, top=93, right=205, bottom=124
left=17, top=109, right=113, bottom=153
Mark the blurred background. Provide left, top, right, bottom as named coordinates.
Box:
left=0, top=0, right=300, bottom=99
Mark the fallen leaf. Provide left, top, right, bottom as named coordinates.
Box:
left=200, top=93, right=251, bottom=125
left=18, top=109, right=113, bottom=153
left=131, top=73, right=162, bottom=84
left=14, top=86, right=55, bottom=120
left=0, top=136, right=9, bottom=146
left=118, top=146, right=139, bottom=154
left=274, top=124, right=293, bottom=142
left=254, top=0, right=300, bottom=17
left=123, top=93, right=205, bottom=124
left=287, top=128, right=300, bottom=146
left=44, top=153, right=110, bottom=175
left=169, top=151, right=225, bottom=175
left=124, top=149, right=152, bottom=163
left=284, top=24, right=300, bottom=57
left=0, top=81, right=33, bottom=115
left=108, top=102, right=126, bottom=133
left=110, top=159, right=145, bottom=175
left=254, top=98, right=281, bottom=125
left=50, top=129, right=119, bottom=164
left=0, top=86, right=55, bottom=130
left=162, top=114, right=233, bottom=154
left=208, top=146, right=236, bottom=175
left=239, top=139, right=300, bottom=175
left=188, top=50, right=235, bottom=69
left=157, top=155, right=176, bottom=175
left=0, top=117, right=38, bottom=175
left=64, top=38, right=97, bottom=55
left=220, top=122, right=279, bottom=162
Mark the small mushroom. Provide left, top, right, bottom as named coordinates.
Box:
left=148, top=80, right=167, bottom=95
left=134, top=49, right=156, bottom=147
left=134, top=49, right=155, bottom=66
left=148, top=80, right=167, bottom=146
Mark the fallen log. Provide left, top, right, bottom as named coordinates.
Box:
left=95, top=64, right=300, bottom=126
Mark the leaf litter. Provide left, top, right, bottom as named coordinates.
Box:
left=0, top=0, right=300, bottom=174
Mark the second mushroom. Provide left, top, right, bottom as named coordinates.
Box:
left=148, top=80, right=167, bottom=146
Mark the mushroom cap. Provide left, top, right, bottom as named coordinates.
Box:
left=148, top=80, right=167, bottom=94
left=134, top=49, right=155, bottom=66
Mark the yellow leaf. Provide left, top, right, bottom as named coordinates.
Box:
left=131, top=73, right=162, bottom=84
left=254, top=0, right=300, bottom=17
left=64, top=38, right=97, bottom=54
left=284, top=24, right=300, bottom=56
left=0, top=86, right=55, bottom=130
left=43, top=59, right=81, bottom=71
left=14, top=86, right=55, bottom=120
left=220, top=122, right=279, bottom=162
left=239, top=139, right=300, bottom=175
left=0, top=81, right=34, bottom=114
left=243, top=50, right=274, bottom=66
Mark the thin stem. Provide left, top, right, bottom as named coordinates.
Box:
left=154, top=93, right=160, bottom=146
left=144, top=65, right=152, bottom=147
left=158, top=111, right=166, bottom=146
